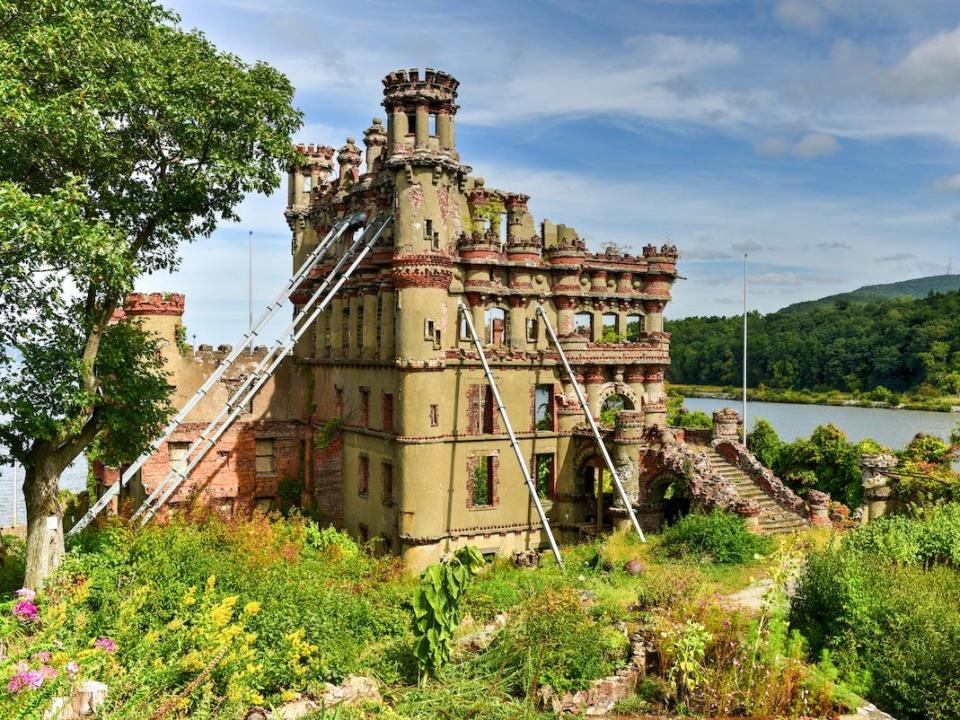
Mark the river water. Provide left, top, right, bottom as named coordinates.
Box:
left=685, top=398, right=958, bottom=447
left=1, top=401, right=957, bottom=527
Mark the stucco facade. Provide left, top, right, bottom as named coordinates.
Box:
left=102, top=69, right=691, bottom=570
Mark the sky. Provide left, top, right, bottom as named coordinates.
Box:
left=137, top=0, right=960, bottom=344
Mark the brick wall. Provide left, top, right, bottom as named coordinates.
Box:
left=312, top=432, right=344, bottom=525
left=97, top=419, right=306, bottom=516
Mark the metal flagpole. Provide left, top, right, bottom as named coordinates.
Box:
left=11, top=463, right=16, bottom=527
left=743, top=253, right=748, bottom=447
left=248, top=231, right=254, bottom=333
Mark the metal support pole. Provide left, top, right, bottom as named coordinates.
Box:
left=133, top=215, right=393, bottom=526
left=536, top=304, right=646, bottom=543
left=743, top=253, right=748, bottom=447
left=69, top=212, right=364, bottom=536
left=457, top=301, right=564, bottom=567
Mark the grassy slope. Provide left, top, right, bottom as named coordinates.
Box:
left=781, top=274, right=960, bottom=313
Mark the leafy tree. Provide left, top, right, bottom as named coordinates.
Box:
left=747, top=418, right=782, bottom=469
left=0, top=0, right=302, bottom=588
left=773, top=424, right=863, bottom=506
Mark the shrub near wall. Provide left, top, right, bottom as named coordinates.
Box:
left=791, top=507, right=960, bottom=720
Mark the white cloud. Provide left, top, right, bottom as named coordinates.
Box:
left=754, top=132, right=840, bottom=158
left=885, top=25, right=960, bottom=103
left=774, top=0, right=827, bottom=32
left=933, top=174, right=960, bottom=193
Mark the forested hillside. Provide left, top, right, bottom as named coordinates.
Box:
left=666, top=290, right=960, bottom=394
left=782, top=274, right=960, bottom=313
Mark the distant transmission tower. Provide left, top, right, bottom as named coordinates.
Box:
left=948, top=256, right=954, bottom=275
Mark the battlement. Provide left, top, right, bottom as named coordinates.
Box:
left=293, top=144, right=336, bottom=169
left=123, top=292, right=185, bottom=317
left=382, top=67, right=459, bottom=95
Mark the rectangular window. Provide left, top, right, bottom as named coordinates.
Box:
left=525, top=318, right=538, bottom=343
left=358, top=523, right=369, bottom=543
left=424, top=318, right=435, bottom=340
left=626, top=314, right=644, bottom=341
left=359, top=388, right=370, bottom=427
left=358, top=455, right=369, bottom=497
left=429, top=404, right=439, bottom=427
left=382, top=462, right=393, bottom=502
left=382, top=392, right=394, bottom=432
left=429, top=113, right=438, bottom=137
left=534, top=384, right=554, bottom=431
left=459, top=315, right=471, bottom=341
left=468, top=384, right=497, bottom=435
left=255, top=438, right=276, bottom=475
left=335, top=387, right=344, bottom=416
left=341, top=307, right=349, bottom=354
left=356, top=301, right=364, bottom=351
left=406, top=113, right=416, bottom=135
left=303, top=175, right=312, bottom=193
left=535, top=453, right=555, bottom=499
left=423, top=218, right=433, bottom=241
left=470, top=456, right=495, bottom=507
left=168, top=441, right=190, bottom=472
left=573, top=312, right=593, bottom=339
left=484, top=307, right=506, bottom=345
left=376, top=293, right=383, bottom=350
left=601, top=313, right=619, bottom=343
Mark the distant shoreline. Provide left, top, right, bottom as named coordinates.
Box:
left=670, top=384, right=960, bottom=414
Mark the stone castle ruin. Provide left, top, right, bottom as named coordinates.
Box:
left=94, top=69, right=819, bottom=569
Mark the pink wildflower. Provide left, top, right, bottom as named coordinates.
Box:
left=32, top=651, right=51, bottom=663
left=15, top=588, right=36, bottom=602
left=7, top=668, right=43, bottom=693
left=94, top=637, right=117, bottom=653
left=13, top=600, right=38, bottom=623
left=66, top=662, right=79, bottom=676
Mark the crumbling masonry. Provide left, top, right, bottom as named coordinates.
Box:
left=99, top=69, right=812, bottom=569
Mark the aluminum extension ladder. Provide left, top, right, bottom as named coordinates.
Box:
left=68, top=212, right=386, bottom=534
left=535, top=304, right=646, bottom=543
left=131, top=213, right=394, bottom=526
left=456, top=301, right=564, bottom=567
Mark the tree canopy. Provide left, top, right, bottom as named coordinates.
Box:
left=666, top=290, right=960, bottom=396
left=0, top=0, right=302, bottom=587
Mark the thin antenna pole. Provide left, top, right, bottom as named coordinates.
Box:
left=248, top=231, right=253, bottom=333
left=743, top=253, right=748, bottom=447
left=11, top=463, right=16, bottom=527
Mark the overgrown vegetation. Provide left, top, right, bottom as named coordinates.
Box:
left=659, top=510, right=773, bottom=564
left=748, top=419, right=959, bottom=508
left=792, top=506, right=960, bottom=720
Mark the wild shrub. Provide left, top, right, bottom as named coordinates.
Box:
left=841, top=503, right=960, bottom=568
left=792, top=522, right=960, bottom=720
left=478, top=586, right=627, bottom=696
left=659, top=510, right=772, bottom=564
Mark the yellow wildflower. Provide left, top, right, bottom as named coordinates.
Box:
left=242, top=601, right=261, bottom=616
left=205, top=575, right=217, bottom=591
left=166, top=618, right=184, bottom=631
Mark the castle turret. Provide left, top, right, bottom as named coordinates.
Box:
left=382, top=67, right=460, bottom=156
left=363, top=118, right=388, bottom=174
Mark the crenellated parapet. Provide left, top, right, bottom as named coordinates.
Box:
left=122, top=292, right=185, bottom=317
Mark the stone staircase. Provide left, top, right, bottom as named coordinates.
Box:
left=703, top=446, right=808, bottom=534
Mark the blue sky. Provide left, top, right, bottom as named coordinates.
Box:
left=138, top=0, right=960, bottom=344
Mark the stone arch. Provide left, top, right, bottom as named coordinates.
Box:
left=596, top=382, right=640, bottom=412
left=643, top=470, right=693, bottom=528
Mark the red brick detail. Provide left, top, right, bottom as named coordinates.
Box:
left=358, top=454, right=369, bottom=497
left=359, top=387, right=370, bottom=427
left=382, top=392, right=394, bottom=432
left=123, top=292, right=185, bottom=317
left=382, top=462, right=394, bottom=502
left=466, top=453, right=500, bottom=508
left=313, top=432, right=343, bottom=525
left=97, top=420, right=307, bottom=517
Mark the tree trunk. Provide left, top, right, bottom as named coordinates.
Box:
left=23, top=455, right=66, bottom=590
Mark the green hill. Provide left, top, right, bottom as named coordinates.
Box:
left=781, top=274, right=960, bottom=313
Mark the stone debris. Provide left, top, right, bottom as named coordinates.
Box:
left=244, top=676, right=382, bottom=720
left=457, top=612, right=509, bottom=651
left=539, top=633, right=649, bottom=716
left=44, top=680, right=108, bottom=720
left=512, top=549, right=540, bottom=568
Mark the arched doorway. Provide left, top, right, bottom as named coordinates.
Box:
left=646, top=473, right=692, bottom=529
